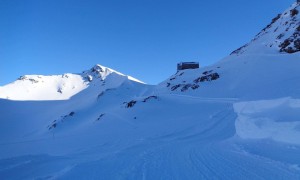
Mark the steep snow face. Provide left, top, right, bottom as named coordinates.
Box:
left=231, top=2, right=300, bottom=55
left=0, top=64, right=144, bottom=100
left=234, top=97, right=300, bottom=145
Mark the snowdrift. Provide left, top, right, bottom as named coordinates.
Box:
left=234, top=97, right=300, bottom=145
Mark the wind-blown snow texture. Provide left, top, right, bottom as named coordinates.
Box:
left=1, top=2, right=300, bottom=179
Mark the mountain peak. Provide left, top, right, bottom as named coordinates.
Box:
left=83, top=64, right=116, bottom=81
left=82, top=64, right=144, bottom=84
left=231, top=2, right=300, bottom=55
left=0, top=64, right=144, bottom=100
left=91, top=64, right=105, bottom=73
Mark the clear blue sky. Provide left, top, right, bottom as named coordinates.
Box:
left=0, top=0, right=295, bottom=85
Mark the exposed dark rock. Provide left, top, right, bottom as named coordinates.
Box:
left=181, top=84, right=199, bottom=92
left=87, top=75, right=93, bottom=82
left=96, top=114, right=105, bottom=121
left=285, top=21, right=289, bottom=25
left=255, top=14, right=282, bottom=38
left=123, top=96, right=158, bottom=109
left=271, top=14, right=281, bottom=24
left=29, top=78, right=39, bottom=83
left=279, top=35, right=300, bottom=53
left=285, top=47, right=295, bottom=53
left=194, top=73, right=220, bottom=83
left=62, top=74, right=69, bottom=78
left=293, top=31, right=300, bottom=38
left=142, top=96, right=158, bottom=102
left=57, top=88, right=63, bottom=94
left=18, top=76, right=26, bottom=80
left=294, top=39, right=300, bottom=49
left=125, top=100, right=137, bottom=108
left=97, top=92, right=104, bottom=99
left=181, top=84, right=190, bottom=92
left=290, top=8, right=299, bottom=17
left=202, top=70, right=213, bottom=75
left=230, top=44, right=248, bottom=55
left=279, top=39, right=292, bottom=49
left=277, top=33, right=284, bottom=39
left=92, top=65, right=104, bottom=73
left=178, top=72, right=184, bottom=76
left=171, top=84, right=181, bottom=91
left=191, top=84, right=200, bottom=89
left=169, top=70, right=188, bottom=83
left=48, top=112, right=75, bottom=130
left=49, top=123, right=57, bottom=130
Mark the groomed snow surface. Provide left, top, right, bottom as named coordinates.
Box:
left=1, top=93, right=300, bottom=179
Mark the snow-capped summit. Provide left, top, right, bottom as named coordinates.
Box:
left=82, top=64, right=144, bottom=84
left=231, top=2, right=300, bottom=55
left=0, top=64, right=143, bottom=100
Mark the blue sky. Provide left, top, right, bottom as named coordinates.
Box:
left=0, top=0, right=295, bottom=85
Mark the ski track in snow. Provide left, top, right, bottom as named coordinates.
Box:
left=1, top=95, right=299, bottom=179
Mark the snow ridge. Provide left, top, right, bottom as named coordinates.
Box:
left=231, top=2, right=300, bottom=55
left=0, top=64, right=143, bottom=100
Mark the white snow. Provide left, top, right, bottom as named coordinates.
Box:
left=234, top=97, right=300, bottom=145
left=230, top=2, right=300, bottom=55
left=0, top=64, right=143, bottom=100
left=0, top=74, right=88, bottom=100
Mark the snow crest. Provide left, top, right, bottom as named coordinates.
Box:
left=231, top=2, right=300, bottom=55
left=234, top=97, right=300, bottom=145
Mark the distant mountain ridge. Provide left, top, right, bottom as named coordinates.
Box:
left=0, top=64, right=143, bottom=100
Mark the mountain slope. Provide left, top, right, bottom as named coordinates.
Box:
left=231, top=2, right=300, bottom=55
left=159, top=2, right=300, bottom=100
left=159, top=52, right=300, bottom=100
left=0, top=64, right=143, bottom=100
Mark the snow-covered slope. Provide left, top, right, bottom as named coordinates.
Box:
left=234, top=97, right=300, bottom=145
left=0, top=64, right=143, bottom=100
left=231, top=2, right=300, bottom=55
left=1, top=2, right=300, bottom=180
left=159, top=2, right=300, bottom=100
left=159, top=52, right=300, bottom=100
